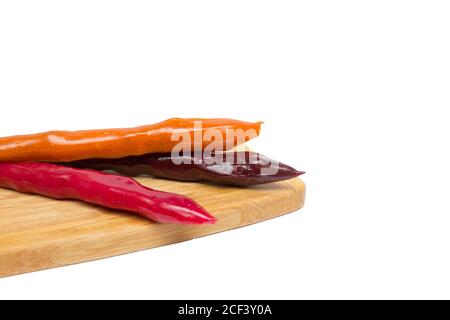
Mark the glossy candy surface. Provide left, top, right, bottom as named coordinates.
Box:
left=0, top=118, right=262, bottom=162
left=67, top=152, right=304, bottom=186
left=0, top=162, right=216, bottom=224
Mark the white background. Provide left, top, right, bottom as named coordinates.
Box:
left=0, top=1, right=449, bottom=299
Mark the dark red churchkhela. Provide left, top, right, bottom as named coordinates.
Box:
left=0, top=162, right=216, bottom=224
left=65, top=152, right=304, bottom=187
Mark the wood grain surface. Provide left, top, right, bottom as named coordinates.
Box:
left=0, top=177, right=305, bottom=278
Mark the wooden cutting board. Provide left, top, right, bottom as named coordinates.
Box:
left=0, top=177, right=305, bottom=278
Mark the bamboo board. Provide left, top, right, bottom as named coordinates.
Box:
left=0, top=177, right=305, bottom=278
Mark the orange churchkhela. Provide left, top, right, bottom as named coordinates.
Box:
left=0, top=118, right=262, bottom=162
